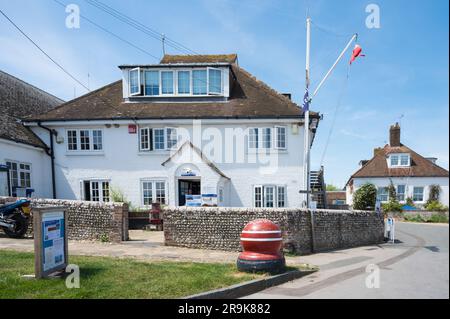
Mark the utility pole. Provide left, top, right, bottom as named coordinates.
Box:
left=304, top=17, right=311, bottom=208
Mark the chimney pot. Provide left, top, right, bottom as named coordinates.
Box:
left=389, top=122, right=401, bottom=146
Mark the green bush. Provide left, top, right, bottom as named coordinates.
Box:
left=404, top=214, right=426, bottom=223
left=429, top=213, right=449, bottom=223
left=425, top=200, right=449, bottom=212
left=352, top=183, right=377, bottom=210
left=382, top=200, right=403, bottom=213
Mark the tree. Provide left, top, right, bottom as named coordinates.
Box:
left=428, top=185, right=441, bottom=204
left=388, top=180, right=397, bottom=201
left=326, top=184, right=340, bottom=191
left=352, top=183, right=377, bottom=210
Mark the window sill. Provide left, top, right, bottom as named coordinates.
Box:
left=65, top=151, right=105, bottom=156
left=247, top=149, right=288, bottom=155
left=138, top=150, right=170, bottom=155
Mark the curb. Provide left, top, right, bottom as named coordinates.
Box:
left=184, top=269, right=317, bottom=299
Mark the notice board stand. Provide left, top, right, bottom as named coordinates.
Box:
left=33, top=206, right=68, bottom=279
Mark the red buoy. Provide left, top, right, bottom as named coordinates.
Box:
left=237, top=219, right=285, bottom=273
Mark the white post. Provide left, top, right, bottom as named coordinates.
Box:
left=304, top=17, right=311, bottom=208
left=313, top=33, right=357, bottom=97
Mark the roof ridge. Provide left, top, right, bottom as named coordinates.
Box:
left=0, top=69, right=64, bottom=104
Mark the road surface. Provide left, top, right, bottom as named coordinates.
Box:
left=246, top=222, right=449, bottom=299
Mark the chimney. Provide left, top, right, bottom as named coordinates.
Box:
left=389, top=122, right=401, bottom=146
left=282, top=93, right=291, bottom=100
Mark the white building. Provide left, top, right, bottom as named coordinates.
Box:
left=346, top=123, right=449, bottom=207
left=22, top=54, right=321, bottom=208
left=0, top=70, right=63, bottom=198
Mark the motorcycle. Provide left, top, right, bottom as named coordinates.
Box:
left=0, top=199, right=31, bottom=238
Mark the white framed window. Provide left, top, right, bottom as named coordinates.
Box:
left=140, top=127, right=151, bottom=151
left=161, top=71, right=174, bottom=95
left=254, top=185, right=286, bottom=208
left=153, top=128, right=165, bottom=150
left=397, top=185, right=406, bottom=201
left=413, top=187, right=424, bottom=202
left=208, top=68, right=222, bottom=94
left=248, top=128, right=259, bottom=149
left=400, top=154, right=410, bottom=166
left=67, top=130, right=77, bottom=150
left=6, top=161, right=32, bottom=196
left=390, top=153, right=410, bottom=167
left=177, top=70, right=191, bottom=94
left=166, top=127, right=178, bottom=149
left=390, top=155, right=399, bottom=166
left=277, top=186, right=286, bottom=207
left=261, top=128, right=272, bottom=149
left=377, top=187, right=389, bottom=202
left=129, top=68, right=141, bottom=96
left=275, top=126, right=287, bottom=149
left=193, top=69, right=207, bottom=95
left=144, top=70, right=159, bottom=96
left=67, top=129, right=103, bottom=152
left=142, top=180, right=166, bottom=206
left=82, top=180, right=109, bottom=202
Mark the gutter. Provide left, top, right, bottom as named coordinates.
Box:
left=37, top=122, right=57, bottom=199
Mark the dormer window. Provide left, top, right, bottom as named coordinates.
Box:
left=129, top=68, right=141, bottom=95
left=161, top=71, right=174, bottom=94
left=389, top=153, right=410, bottom=167
left=126, top=67, right=225, bottom=98
left=144, top=71, right=159, bottom=96
left=193, top=70, right=207, bottom=95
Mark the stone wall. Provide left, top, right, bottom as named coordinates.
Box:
left=0, top=197, right=128, bottom=243
left=163, top=207, right=384, bottom=254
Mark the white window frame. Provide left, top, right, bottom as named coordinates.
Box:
left=81, top=179, right=110, bottom=202
left=377, top=187, right=389, bottom=202
left=248, top=128, right=259, bottom=150
left=413, top=186, right=424, bottom=202
left=153, top=128, right=166, bottom=150
left=389, top=153, right=410, bottom=167
left=177, top=70, right=192, bottom=95
left=139, top=127, right=151, bottom=151
left=160, top=70, right=174, bottom=95
left=66, top=129, right=104, bottom=153
left=129, top=67, right=141, bottom=96
left=275, top=126, right=287, bottom=150
left=192, top=69, right=208, bottom=96
left=166, top=127, right=178, bottom=149
left=397, top=184, right=406, bottom=202
left=254, top=184, right=286, bottom=208
left=141, top=180, right=167, bottom=206
left=143, top=70, right=160, bottom=96
left=261, top=127, right=272, bottom=149
left=6, top=160, right=32, bottom=193
left=207, top=67, right=223, bottom=95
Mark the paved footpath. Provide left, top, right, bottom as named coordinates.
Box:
left=245, top=222, right=449, bottom=299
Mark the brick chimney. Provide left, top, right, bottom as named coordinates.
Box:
left=389, top=122, right=401, bottom=146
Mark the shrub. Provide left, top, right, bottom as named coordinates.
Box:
left=352, top=183, right=377, bottom=210
left=427, top=185, right=441, bottom=204
left=382, top=200, right=403, bottom=213
left=404, top=214, right=426, bottom=223
left=429, top=213, right=449, bottom=223
left=388, top=180, right=397, bottom=201
left=425, top=200, right=449, bottom=212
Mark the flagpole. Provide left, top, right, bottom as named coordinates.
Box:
left=304, top=17, right=311, bottom=208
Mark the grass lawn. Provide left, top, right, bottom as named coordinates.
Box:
left=0, top=250, right=265, bottom=299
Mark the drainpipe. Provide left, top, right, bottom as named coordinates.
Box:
left=38, top=122, right=56, bottom=199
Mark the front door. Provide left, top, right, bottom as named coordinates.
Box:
left=178, top=179, right=201, bottom=206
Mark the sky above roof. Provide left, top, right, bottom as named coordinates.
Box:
left=0, top=0, right=448, bottom=187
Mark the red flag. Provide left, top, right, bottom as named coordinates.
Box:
left=350, top=44, right=365, bottom=64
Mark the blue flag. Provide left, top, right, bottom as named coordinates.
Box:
left=302, top=89, right=310, bottom=112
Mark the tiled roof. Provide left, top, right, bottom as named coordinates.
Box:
left=0, top=70, right=63, bottom=148
left=26, top=64, right=318, bottom=122
left=349, top=144, right=449, bottom=182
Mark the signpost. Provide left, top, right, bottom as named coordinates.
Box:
left=386, top=217, right=395, bottom=244
left=33, top=206, right=68, bottom=278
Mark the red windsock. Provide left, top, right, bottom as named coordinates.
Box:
left=350, top=44, right=365, bottom=64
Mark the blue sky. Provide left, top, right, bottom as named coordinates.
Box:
left=1, top=0, right=448, bottom=187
